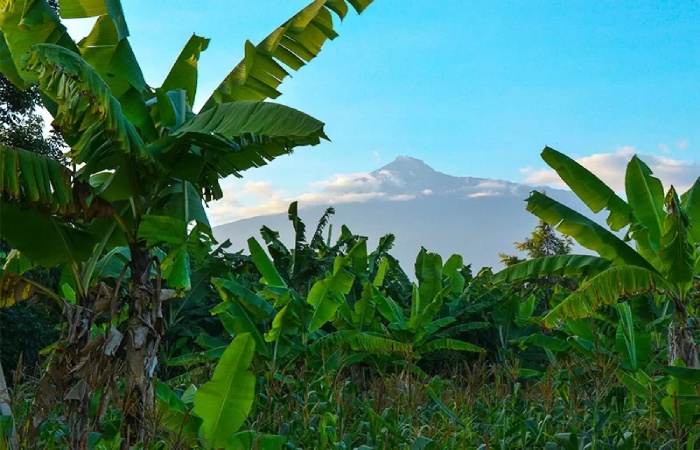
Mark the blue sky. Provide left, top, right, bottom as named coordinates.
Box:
left=69, top=1, right=700, bottom=223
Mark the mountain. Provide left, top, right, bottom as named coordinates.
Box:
left=213, top=156, right=585, bottom=271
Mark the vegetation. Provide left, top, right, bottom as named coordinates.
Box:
left=0, top=1, right=699, bottom=449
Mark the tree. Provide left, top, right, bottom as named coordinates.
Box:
left=493, top=147, right=700, bottom=368
left=0, top=73, right=63, bottom=378
left=0, top=75, right=64, bottom=161
left=499, top=218, right=573, bottom=267
left=0, top=63, right=65, bottom=385
left=0, top=6, right=65, bottom=441
left=0, top=0, right=374, bottom=444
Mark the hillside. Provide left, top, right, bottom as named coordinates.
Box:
left=213, top=156, right=585, bottom=270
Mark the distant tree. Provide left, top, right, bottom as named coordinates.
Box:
left=0, top=71, right=64, bottom=381
left=0, top=76, right=65, bottom=161
left=0, top=0, right=64, bottom=162
left=499, top=219, right=573, bottom=267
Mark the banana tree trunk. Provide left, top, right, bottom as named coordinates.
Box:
left=121, top=243, right=162, bottom=446
left=0, top=360, right=18, bottom=450
left=668, top=322, right=700, bottom=368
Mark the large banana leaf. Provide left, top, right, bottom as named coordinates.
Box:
left=220, top=303, right=271, bottom=359
left=345, top=235, right=368, bottom=276
left=176, top=101, right=326, bottom=143
left=543, top=266, right=672, bottom=326
left=615, top=302, right=652, bottom=371
left=23, top=44, right=149, bottom=176
left=681, top=178, right=700, bottom=244
left=58, top=0, right=129, bottom=39
left=201, top=0, right=373, bottom=109
left=527, top=191, right=655, bottom=270
left=347, top=333, right=411, bottom=354
left=0, top=0, right=78, bottom=87
left=517, top=334, right=571, bottom=353
left=350, top=282, right=379, bottom=331
left=416, top=338, right=484, bottom=355
left=152, top=181, right=211, bottom=235
left=541, top=147, right=631, bottom=230
left=228, top=432, right=286, bottom=450
left=0, top=146, right=73, bottom=213
left=442, top=254, right=466, bottom=294
left=165, top=101, right=326, bottom=199
left=625, top=156, right=665, bottom=248
left=313, top=330, right=412, bottom=355
left=492, top=255, right=613, bottom=284
left=155, top=380, right=201, bottom=439
left=137, top=215, right=187, bottom=247
left=287, top=201, right=307, bottom=278
left=1, top=202, right=98, bottom=266
left=213, top=277, right=276, bottom=322
left=659, top=188, right=695, bottom=294
left=260, top=225, right=293, bottom=279
left=374, top=287, right=406, bottom=324
left=414, top=248, right=443, bottom=314
left=193, top=333, right=256, bottom=449
left=77, top=15, right=155, bottom=138
left=248, top=237, right=287, bottom=287
left=161, top=34, right=210, bottom=108
left=307, top=265, right=354, bottom=331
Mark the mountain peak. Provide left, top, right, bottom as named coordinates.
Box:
left=377, top=155, right=436, bottom=174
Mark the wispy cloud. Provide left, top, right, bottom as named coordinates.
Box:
left=208, top=172, right=390, bottom=225
left=208, top=166, right=442, bottom=225
left=468, top=191, right=504, bottom=198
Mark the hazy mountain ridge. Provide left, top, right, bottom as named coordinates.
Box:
left=214, top=156, right=585, bottom=271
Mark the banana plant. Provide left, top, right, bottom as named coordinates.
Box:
left=494, top=147, right=700, bottom=368
left=150, top=334, right=284, bottom=449
left=258, top=202, right=345, bottom=295
left=350, top=248, right=484, bottom=371
left=257, top=202, right=410, bottom=297
left=214, top=235, right=363, bottom=368
left=0, top=0, right=375, bottom=442
left=207, top=207, right=412, bottom=368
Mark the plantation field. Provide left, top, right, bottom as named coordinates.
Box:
left=1, top=0, right=699, bottom=449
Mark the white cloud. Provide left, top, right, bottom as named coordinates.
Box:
left=659, top=143, right=671, bottom=153
left=208, top=171, right=406, bottom=225
left=524, top=146, right=699, bottom=192
left=243, top=181, right=274, bottom=198
left=388, top=194, right=416, bottom=201
left=422, top=189, right=434, bottom=195
left=476, top=180, right=507, bottom=188
left=518, top=166, right=532, bottom=174
left=468, top=191, right=503, bottom=198
left=309, top=172, right=386, bottom=192
left=296, top=191, right=386, bottom=204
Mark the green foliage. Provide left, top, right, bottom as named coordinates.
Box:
left=0, top=4, right=698, bottom=442
left=193, top=333, right=257, bottom=449
left=499, top=219, right=573, bottom=266
left=0, top=0, right=377, bottom=445
left=495, top=147, right=700, bottom=368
